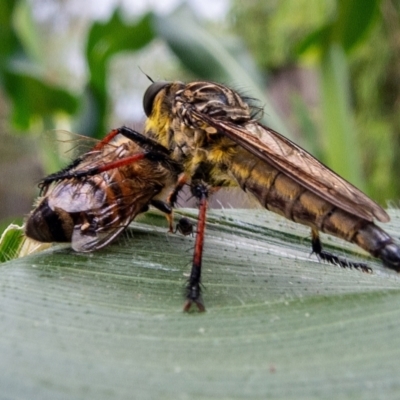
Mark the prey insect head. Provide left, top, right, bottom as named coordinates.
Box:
left=143, top=81, right=170, bottom=117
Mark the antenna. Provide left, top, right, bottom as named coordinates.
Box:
left=138, top=67, right=154, bottom=82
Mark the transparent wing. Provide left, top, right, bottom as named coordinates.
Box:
left=71, top=221, right=129, bottom=252
left=194, top=110, right=389, bottom=223
left=47, top=180, right=106, bottom=213
left=42, top=130, right=104, bottom=166
left=47, top=180, right=142, bottom=252
left=69, top=181, right=160, bottom=252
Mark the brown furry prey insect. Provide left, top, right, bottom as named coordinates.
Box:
left=143, top=80, right=400, bottom=311
left=25, top=127, right=182, bottom=252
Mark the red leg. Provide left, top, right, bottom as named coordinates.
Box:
left=91, top=128, right=121, bottom=151
left=40, top=153, right=149, bottom=185
left=74, top=153, right=147, bottom=176
left=183, top=183, right=208, bottom=312
left=39, top=128, right=136, bottom=189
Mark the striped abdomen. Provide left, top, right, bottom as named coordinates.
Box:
left=228, top=148, right=400, bottom=271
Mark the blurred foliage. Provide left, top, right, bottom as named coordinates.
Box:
left=232, top=0, right=400, bottom=203
left=0, top=0, right=155, bottom=136
left=0, top=0, right=78, bottom=130
left=153, top=5, right=292, bottom=138
left=351, top=0, right=400, bottom=201
left=84, top=10, right=155, bottom=136
left=232, top=0, right=335, bottom=69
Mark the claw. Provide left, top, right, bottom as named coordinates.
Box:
left=183, top=297, right=206, bottom=313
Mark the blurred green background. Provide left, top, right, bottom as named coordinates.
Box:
left=1, top=0, right=399, bottom=234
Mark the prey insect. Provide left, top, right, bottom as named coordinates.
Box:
left=143, top=80, right=400, bottom=311
left=25, top=127, right=182, bottom=252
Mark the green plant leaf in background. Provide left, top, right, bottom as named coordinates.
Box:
left=234, top=0, right=385, bottom=198
left=154, top=5, right=294, bottom=141
left=296, top=0, right=380, bottom=191
left=2, top=208, right=400, bottom=398
left=320, top=44, right=364, bottom=189
left=0, top=0, right=79, bottom=131
left=84, top=10, right=155, bottom=137
left=290, top=92, right=323, bottom=160
left=333, top=0, right=379, bottom=52
left=0, top=223, right=51, bottom=263
left=297, top=0, right=379, bottom=55
left=0, top=0, right=22, bottom=58
left=3, top=69, right=79, bottom=129
left=309, top=0, right=379, bottom=191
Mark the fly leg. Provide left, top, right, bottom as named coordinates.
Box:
left=167, top=173, right=188, bottom=207
left=117, top=126, right=175, bottom=155
left=153, top=172, right=190, bottom=233
left=40, top=152, right=155, bottom=185
left=38, top=128, right=126, bottom=193
left=146, top=173, right=191, bottom=233
left=150, top=199, right=176, bottom=232
left=150, top=198, right=194, bottom=236
left=183, top=182, right=208, bottom=312
left=311, top=229, right=372, bottom=273
left=39, top=127, right=180, bottom=189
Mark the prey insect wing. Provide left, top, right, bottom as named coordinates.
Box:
left=38, top=130, right=120, bottom=193
left=38, top=176, right=146, bottom=252
left=42, top=129, right=108, bottom=165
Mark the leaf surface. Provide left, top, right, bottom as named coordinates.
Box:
left=2, top=209, right=400, bottom=399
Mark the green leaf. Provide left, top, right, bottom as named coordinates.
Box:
left=154, top=5, right=294, bottom=140
left=334, top=0, right=379, bottom=51
left=320, top=44, right=365, bottom=189
left=297, top=0, right=379, bottom=56
left=0, top=223, right=51, bottom=263
left=290, top=92, right=323, bottom=159
left=296, top=23, right=332, bottom=55
left=0, top=0, right=22, bottom=59
left=13, top=0, right=42, bottom=62
left=2, top=208, right=400, bottom=398
left=84, top=10, right=154, bottom=137
left=3, top=69, right=79, bottom=129
left=86, top=10, right=154, bottom=89
left=0, top=223, right=24, bottom=262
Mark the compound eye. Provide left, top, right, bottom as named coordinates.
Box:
left=143, top=81, right=169, bottom=117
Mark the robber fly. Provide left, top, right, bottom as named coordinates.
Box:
left=25, top=127, right=182, bottom=252
left=143, top=80, right=400, bottom=311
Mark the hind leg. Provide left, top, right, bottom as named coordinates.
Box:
left=311, top=229, right=372, bottom=273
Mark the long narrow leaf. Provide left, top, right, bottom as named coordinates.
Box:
left=2, top=208, right=400, bottom=398
left=320, top=44, right=364, bottom=189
